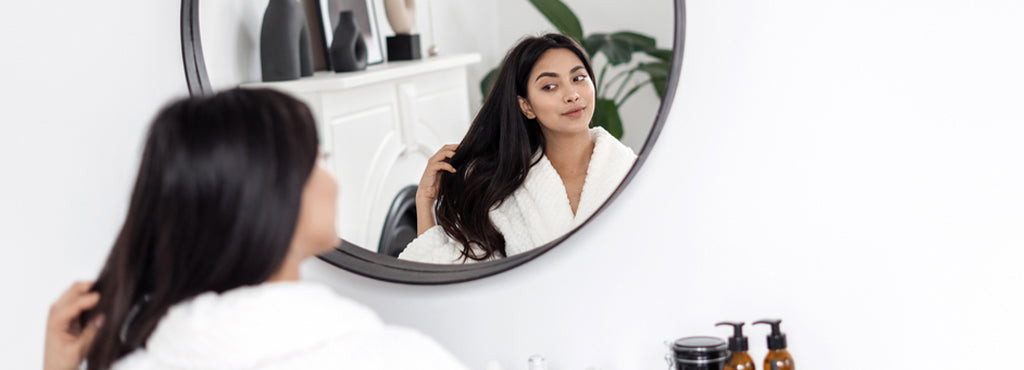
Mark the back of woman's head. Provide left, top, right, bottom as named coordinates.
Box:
left=435, top=33, right=594, bottom=261
left=84, top=88, right=319, bottom=369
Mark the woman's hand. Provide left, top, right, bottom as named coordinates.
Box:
left=44, top=281, right=103, bottom=370
left=416, top=144, right=457, bottom=235
left=417, top=144, right=458, bottom=202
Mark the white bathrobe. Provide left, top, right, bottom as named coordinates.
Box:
left=398, top=127, right=637, bottom=264
left=111, top=281, right=467, bottom=370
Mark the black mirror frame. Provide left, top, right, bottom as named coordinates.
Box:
left=180, top=0, right=686, bottom=284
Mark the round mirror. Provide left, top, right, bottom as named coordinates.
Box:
left=181, top=0, right=684, bottom=283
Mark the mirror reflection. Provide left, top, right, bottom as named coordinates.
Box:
left=199, top=0, right=674, bottom=264
left=400, top=34, right=637, bottom=263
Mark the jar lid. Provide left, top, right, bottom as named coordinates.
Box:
left=672, top=336, right=729, bottom=364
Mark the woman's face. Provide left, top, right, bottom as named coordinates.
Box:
left=292, top=160, right=339, bottom=256
left=518, top=48, right=596, bottom=136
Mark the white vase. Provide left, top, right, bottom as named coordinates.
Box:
left=384, top=0, right=416, bottom=34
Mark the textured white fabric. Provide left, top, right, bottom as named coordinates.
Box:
left=111, top=281, right=468, bottom=370
left=398, top=127, right=637, bottom=264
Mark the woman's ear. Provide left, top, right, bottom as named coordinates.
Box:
left=517, top=96, right=536, bottom=119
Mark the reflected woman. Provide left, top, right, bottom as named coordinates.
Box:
left=399, top=34, right=637, bottom=264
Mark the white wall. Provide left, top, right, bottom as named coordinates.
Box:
left=200, top=0, right=269, bottom=90
left=4, top=0, right=1024, bottom=369
left=304, top=0, right=1024, bottom=369
left=0, top=1, right=187, bottom=368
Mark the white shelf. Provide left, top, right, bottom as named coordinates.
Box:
left=241, top=53, right=481, bottom=93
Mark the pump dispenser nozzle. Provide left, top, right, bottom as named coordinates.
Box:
left=715, top=321, right=755, bottom=370
left=715, top=321, right=749, bottom=352
left=753, top=319, right=787, bottom=350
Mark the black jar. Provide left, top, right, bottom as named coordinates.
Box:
left=671, top=336, right=730, bottom=370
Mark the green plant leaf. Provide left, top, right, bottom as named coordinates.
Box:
left=529, top=0, right=584, bottom=43
left=591, top=98, right=623, bottom=139
left=480, top=67, right=499, bottom=102
left=645, top=48, right=673, bottom=62
left=584, top=33, right=634, bottom=65
left=636, top=62, right=669, bottom=78
left=611, top=31, right=656, bottom=52
left=637, top=62, right=670, bottom=98
left=583, top=33, right=604, bottom=58
left=584, top=31, right=658, bottom=66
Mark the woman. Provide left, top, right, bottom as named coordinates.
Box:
left=399, top=34, right=637, bottom=264
left=43, top=89, right=466, bottom=370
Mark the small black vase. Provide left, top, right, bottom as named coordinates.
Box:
left=260, top=0, right=314, bottom=82
left=330, top=11, right=368, bottom=72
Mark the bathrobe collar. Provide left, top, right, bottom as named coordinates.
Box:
left=118, top=281, right=382, bottom=369
left=514, top=127, right=635, bottom=250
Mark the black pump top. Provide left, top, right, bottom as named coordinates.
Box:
left=753, top=319, right=788, bottom=350
left=714, top=321, right=749, bottom=352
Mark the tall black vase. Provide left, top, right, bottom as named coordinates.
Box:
left=330, top=11, right=368, bottom=72
left=260, top=0, right=314, bottom=82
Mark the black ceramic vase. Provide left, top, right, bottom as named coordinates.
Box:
left=330, top=11, right=368, bottom=72
left=260, top=0, right=314, bottom=82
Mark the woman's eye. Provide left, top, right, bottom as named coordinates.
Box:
left=574, top=74, right=588, bottom=82
left=542, top=84, right=556, bottom=91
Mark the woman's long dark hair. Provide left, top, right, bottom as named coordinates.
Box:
left=82, top=89, right=319, bottom=369
left=435, top=34, right=595, bottom=261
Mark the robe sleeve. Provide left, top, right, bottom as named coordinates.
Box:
left=397, top=226, right=482, bottom=264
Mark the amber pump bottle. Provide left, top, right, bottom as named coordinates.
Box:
left=715, top=321, right=756, bottom=370
left=753, top=319, right=795, bottom=370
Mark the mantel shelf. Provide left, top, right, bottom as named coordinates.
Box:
left=241, top=53, right=481, bottom=93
